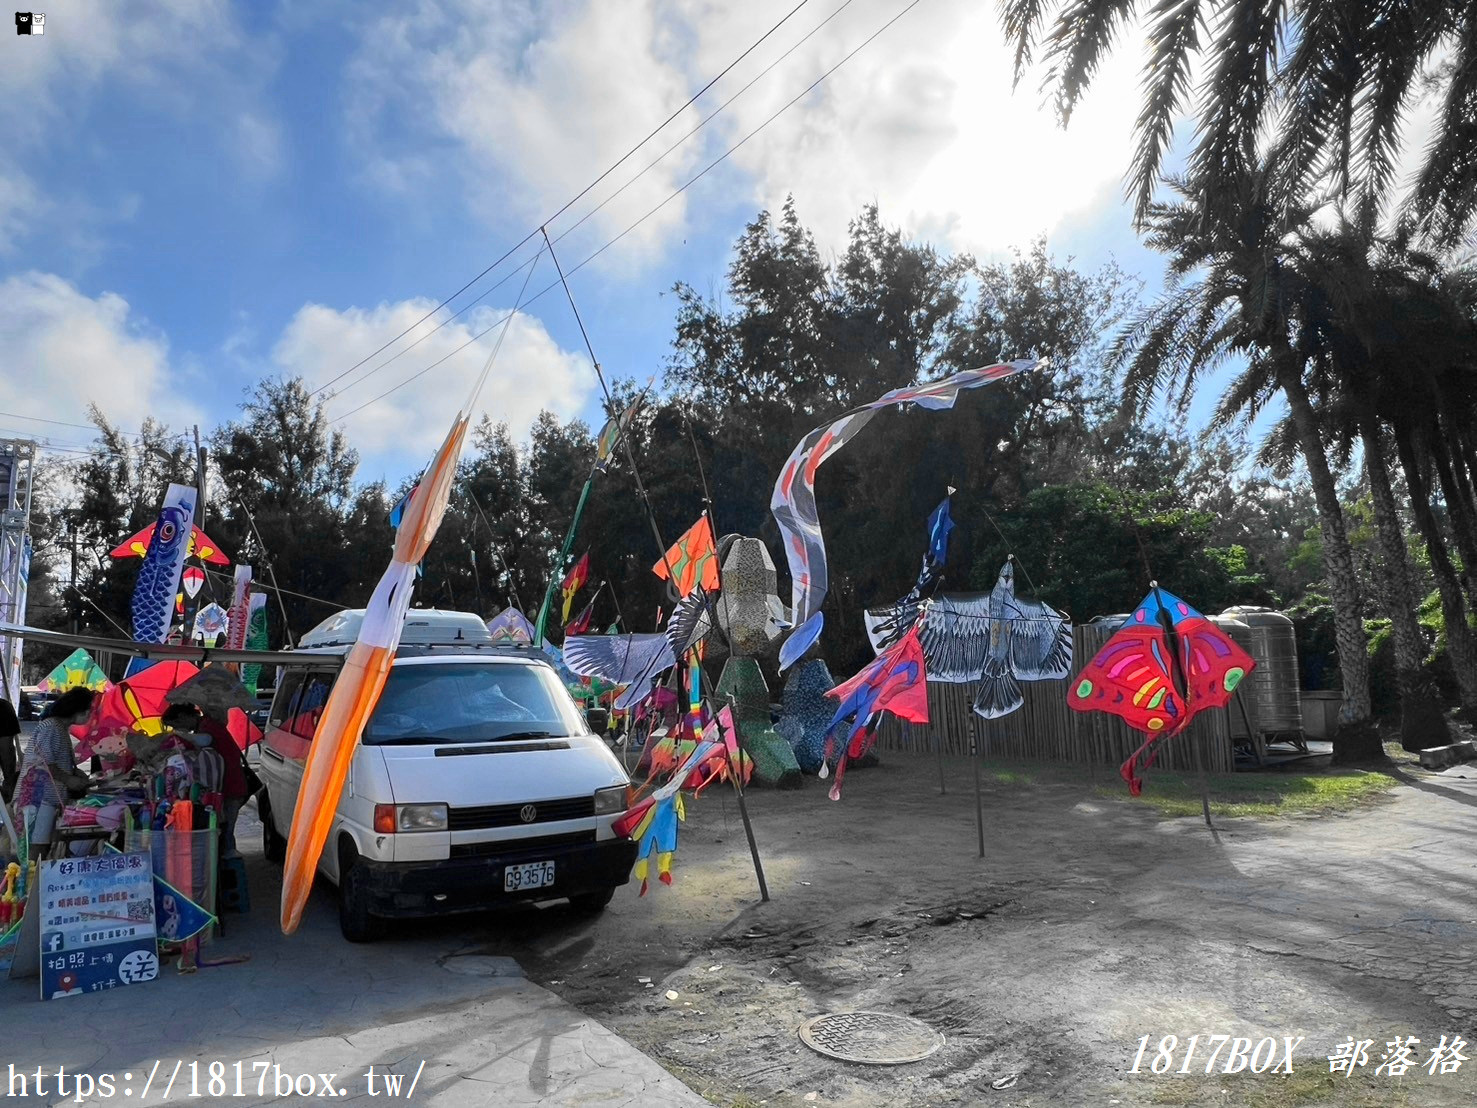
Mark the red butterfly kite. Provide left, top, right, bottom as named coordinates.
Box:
left=1068, top=585, right=1255, bottom=795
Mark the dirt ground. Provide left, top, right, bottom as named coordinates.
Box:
left=436, top=748, right=1477, bottom=1108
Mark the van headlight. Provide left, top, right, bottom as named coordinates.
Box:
left=374, top=803, right=448, bottom=832
left=593, top=786, right=628, bottom=815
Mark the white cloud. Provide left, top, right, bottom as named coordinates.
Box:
left=272, top=298, right=594, bottom=479
left=347, top=0, right=705, bottom=262
left=344, top=0, right=1150, bottom=266
left=0, top=168, right=44, bottom=255
left=0, top=272, right=202, bottom=437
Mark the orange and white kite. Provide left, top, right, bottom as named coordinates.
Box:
left=279, top=413, right=470, bottom=933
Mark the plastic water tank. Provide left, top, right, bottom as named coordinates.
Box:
left=1212, top=615, right=1255, bottom=737
left=1219, top=606, right=1303, bottom=734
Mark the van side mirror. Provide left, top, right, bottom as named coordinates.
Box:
left=585, top=707, right=608, bottom=733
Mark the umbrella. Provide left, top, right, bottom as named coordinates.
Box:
left=73, top=659, right=262, bottom=756
left=166, top=666, right=255, bottom=716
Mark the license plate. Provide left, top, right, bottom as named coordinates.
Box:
left=504, top=860, right=555, bottom=892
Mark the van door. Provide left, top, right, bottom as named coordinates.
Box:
left=261, top=668, right=336, bottom=838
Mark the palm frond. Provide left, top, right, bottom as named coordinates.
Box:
left=1413, top=15, right=1477, bottom=245
left=1129, top=0, right=1205, bottom=221
left=1000, top=0, right=1052, bottom=86
left=1043, top=0, right=1140, bottom=124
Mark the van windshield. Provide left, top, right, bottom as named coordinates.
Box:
left=361, top=662, right=586, bottom=745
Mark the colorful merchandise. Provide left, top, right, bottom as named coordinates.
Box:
left=37, top=648, right=110, bottom=694
left=563, top=632, right=675, bottom=711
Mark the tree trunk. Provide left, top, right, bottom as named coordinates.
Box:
left=1364, top=423, right=1446, bottom=749
left=1428, top=429, right=1477, bottom=611
left=1271, top=357, right=1375, bottom=762
left=1393, top=426, right=1477, bottom=723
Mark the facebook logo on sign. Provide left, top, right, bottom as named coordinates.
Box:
left=42, top=931, right=64, bottom=953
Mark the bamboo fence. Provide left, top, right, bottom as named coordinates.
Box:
left=873, top=623, right=1236, bottom=773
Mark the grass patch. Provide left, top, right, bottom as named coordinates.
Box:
left=1098, top=767, right=1397, bottom=819
left=967, top=754, right=1397, bottom=820
left=1145, top=1070, right=1411, bottom=1108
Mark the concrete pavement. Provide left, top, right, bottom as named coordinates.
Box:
left=2, top=800, right=708, bottom=1107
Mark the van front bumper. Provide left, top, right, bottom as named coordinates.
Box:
left=358, top=836, right=639, bottom=917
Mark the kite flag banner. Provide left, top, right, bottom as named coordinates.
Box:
left=281, top=411, right=471, bottom=934
left=192, top=603, right=229, bottom=644
left=561, top=552, right=590, bottom=623
left=241, top=593, right=269, bottom=696
left=612, top=709, right=729, bottom=895
left=595, top=387, right=650, bottom=472
left=652, top=515, right=719, bottom=599
left=486, top=607, right=536, bottom=644
left=771, top=360, right=1039, bottom=670
left=1068, top=585, right=1255, bottom=795
left=38, top=648, right=110, bottom=694
left=565, top=597, right=596, bottom=638
left=181, top=565, right=205, bottom=599
left=111, top=523, right=228, bottom=565
left=822, top=617, right=929, bottom=800
left=226, top=565, right=253, bottom=651
left=128, top=483, right=198, bottom=665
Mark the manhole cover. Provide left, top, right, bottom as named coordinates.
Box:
left=798, top=1011, right=944, bottom=1065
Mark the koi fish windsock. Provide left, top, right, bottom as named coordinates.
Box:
left=280, top=413, right=470, bottom=933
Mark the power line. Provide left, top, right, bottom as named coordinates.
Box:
left=334, top=245, right=545, bottom=423
left=322, top=0, right=860, bottom=405
left=313, top=0, right=815, bottom=398
left=332, top=0, right=931, bottom=420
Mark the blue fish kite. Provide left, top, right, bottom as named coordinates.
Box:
left=129, top=483, right=197, bottom=655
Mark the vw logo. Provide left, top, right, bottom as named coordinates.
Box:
left=519, top=805, right=538, bottom=823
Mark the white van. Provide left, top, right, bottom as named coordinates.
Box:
left=257, top=608, right=637, bottom=941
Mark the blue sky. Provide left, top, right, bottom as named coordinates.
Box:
left=2, top=0, right=1226, bottom=490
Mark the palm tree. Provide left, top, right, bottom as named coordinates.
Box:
left=1286, top=224, right=1472, bottom=742
left=1112, top=166, right=1379, bottom=756
left=1001, top=1, right=1477, bottom=240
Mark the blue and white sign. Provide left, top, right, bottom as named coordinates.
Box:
left=38, top=852, right=158, bottom=1000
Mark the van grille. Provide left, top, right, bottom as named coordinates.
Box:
left=449, top=830, right=596, bottom=858
left=447, top=796, right=595, bottom=831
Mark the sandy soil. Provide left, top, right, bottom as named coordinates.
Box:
left=446, top=750, right=1477, bottom=1108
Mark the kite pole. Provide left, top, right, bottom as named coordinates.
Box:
left=1150, top=580, right=1215, bottom=833
left=466, top=489, right=527, bottom=613
left=541, top=229, right=682, bottom=599
left=235, top=494, right=294, bottom=647
left=679, top=405, right=769, bottom=902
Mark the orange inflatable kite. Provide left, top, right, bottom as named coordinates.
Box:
left=279, top=413, right=470, bottom=933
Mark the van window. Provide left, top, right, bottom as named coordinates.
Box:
left=273, top=670, right=335, bottom=741
left=361, top=662, right=585, bottom=745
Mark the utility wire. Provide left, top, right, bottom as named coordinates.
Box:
left=334, top=246, right=544, bottom=423
left=313, top=0, right=815, bottom=398
left=333, top=0, right=930, bottom=420
left=321, top=0, right=859, bottom=405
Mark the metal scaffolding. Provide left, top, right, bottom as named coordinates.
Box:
left=0, top=439, right=36, bottom=700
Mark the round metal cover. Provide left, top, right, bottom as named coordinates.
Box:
left=798, top=1011, right=944, bottom=1065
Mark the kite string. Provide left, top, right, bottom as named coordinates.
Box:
left=464, top=247, right=543, bottom=414
left=541, top=228, right=682, bottom=603
left=976, top=502, right=1042, bottom=598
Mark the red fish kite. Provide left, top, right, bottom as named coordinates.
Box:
left=111, top=523, right=229, bottom=565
